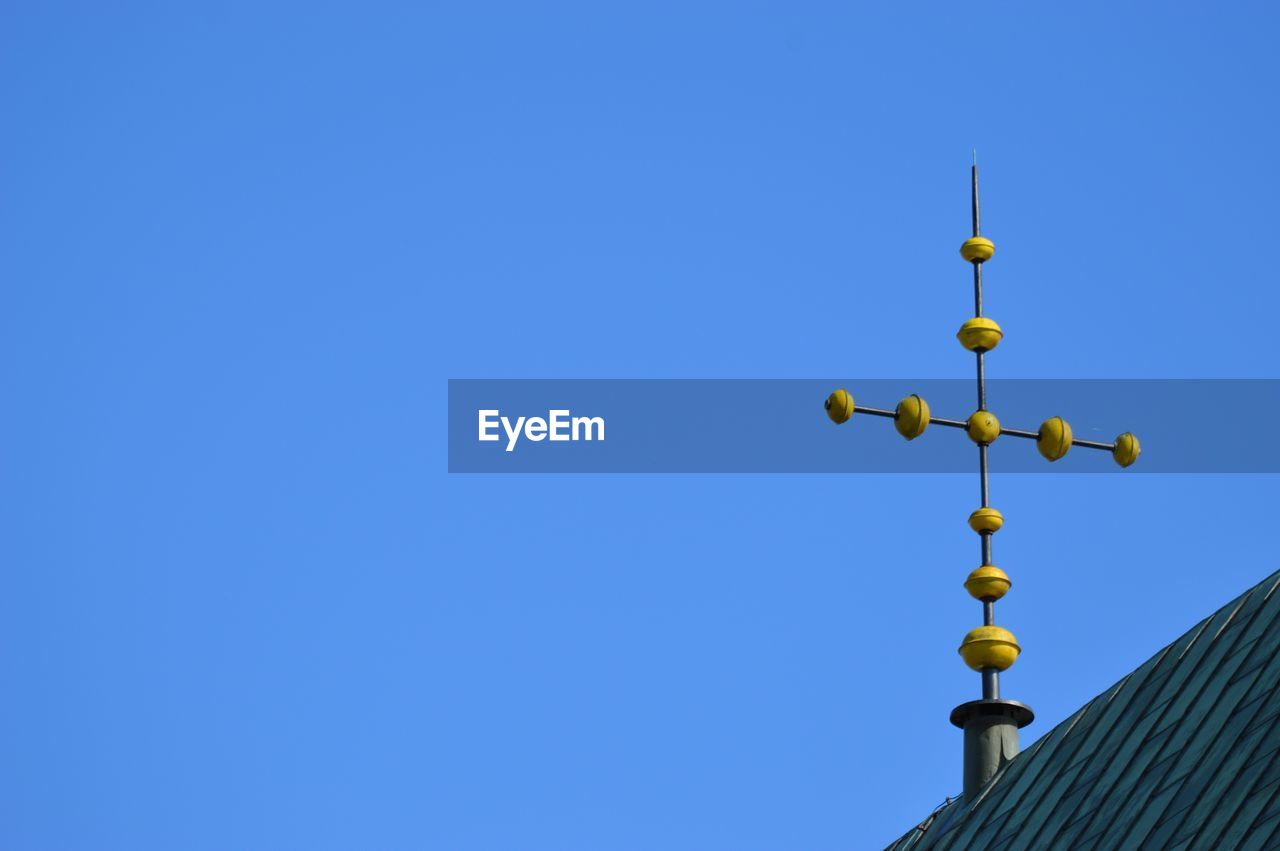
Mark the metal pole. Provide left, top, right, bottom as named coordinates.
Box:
left=973, top=160, right=998, bottom=702
left=977, top=352, right=986, bottom=410
left=971, top=161, right=981, bottom=237
left=979, top=445, right=990, bottom=508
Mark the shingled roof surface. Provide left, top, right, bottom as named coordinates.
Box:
left=888, top=569, right=1280, bottom=850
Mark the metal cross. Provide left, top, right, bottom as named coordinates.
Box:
left=822, top=161, right=1140, bottom=799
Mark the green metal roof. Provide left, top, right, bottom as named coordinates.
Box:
left=888, top=569, right=1280, bottom=850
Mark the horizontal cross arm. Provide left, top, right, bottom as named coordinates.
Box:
left=852, top=406, right=967, bottom=429
left=997, top=426, right=1115, bottom=452
left=850, top=407, right=1119, bottom=451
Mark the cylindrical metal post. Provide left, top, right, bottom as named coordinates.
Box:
left=951, top=700, right=1034, bottom=802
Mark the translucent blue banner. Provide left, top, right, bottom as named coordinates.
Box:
left=447, top=379, right=1279, bottom=473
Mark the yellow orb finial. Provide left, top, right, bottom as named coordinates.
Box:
left=960, top=236, right=995, bottom=263
left=956, top=317, right=1003, bottom=352
left=1113, top=432, right=1140, bottom=467
left=968, top=507, right=1004, bottom=534
left=1037, top=416, right=1073, bottom=462
left=894, top=394, right=930, bottom=440
left=958, top=625, right=1021, bottom=671
left=965, top=566, right=1011, bottom=601
left=825, top=389, right=854, bottom=424
left=966, top=410, right=1001, bottom=445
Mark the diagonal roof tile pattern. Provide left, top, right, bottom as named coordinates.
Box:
left=888, top=569, right=1280, bottom=850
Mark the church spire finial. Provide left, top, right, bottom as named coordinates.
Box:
left=822, top=161, right=1141, bottom=800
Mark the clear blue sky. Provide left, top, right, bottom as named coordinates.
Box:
left=3, top=2, right=1278, bottom=849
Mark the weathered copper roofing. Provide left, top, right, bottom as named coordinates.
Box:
left=889, top=569, right=1280, bottom=850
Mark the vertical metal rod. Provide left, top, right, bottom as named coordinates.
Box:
left=976, top=352, right=986, bottom=410
left=973, top=159, right=998, bottom=705
left=979, top=445, right=989, bottom=508
left=971, top=162, right=981, bottom=237
left=972, top=163, right=984, bottom=317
